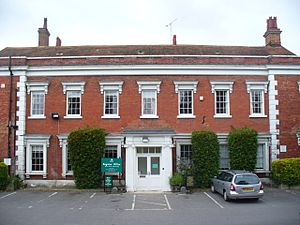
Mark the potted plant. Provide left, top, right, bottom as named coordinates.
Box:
left=169, top=173, right=185, bottom=192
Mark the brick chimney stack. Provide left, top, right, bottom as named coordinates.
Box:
left=263, top=16, right=282, bottom=47
left=56, top=37, right=62, bottom=47
left=172, top=35, right=177, bottom=45
left=38, top=18, right=50, bottom=47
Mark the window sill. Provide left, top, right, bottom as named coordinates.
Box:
left=249, top=115, right=267, bottom=118
left=62, top=172, right=74, bottom=177
left=177, top=115, right=196, bottom=119
left=101, top=115, right=120, bottom=119
left=28, top=116, right=46, bottom=119
left=64, top=115, right=82, bottom=119
left=140, top=115, right=159, bottom=119
left=214, top=115, right=232, bottom=119
left=25, top=172, right=47, bottom=178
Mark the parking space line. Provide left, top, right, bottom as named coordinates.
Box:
left=131, top=194, right=136, bottom=210
left=164, top=194, right=172, bottom=210
left=204, top=192, right=224, bottom=209
left=48, top=192, right=58, bottom=198
left=0, top=192, right=16, bottom=199
left=90, top=193, right=96, bottom=199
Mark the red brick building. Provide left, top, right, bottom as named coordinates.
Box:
left=0, top=17, right=299, bottom=190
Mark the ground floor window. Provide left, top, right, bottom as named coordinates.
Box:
left=180, top=144, right=192, bottom=167
left=25, top=134, right=50, bottom=178
left=104, top=145, right=118, bottom=158
left=218, top=143, right=267, bottom=170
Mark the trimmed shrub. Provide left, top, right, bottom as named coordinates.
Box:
left=0, top=162, right=9, bottom=191
left=228, top=127, right=258, bottom=171
left=68, top=127, right=106, bottom=189
left=272, top=158, right=300, bottom=186
left=169, top=173, right=185, bottom=186
left=192, top=130, right=220, bottom=188
left=9, top=175, right=23, bottom=190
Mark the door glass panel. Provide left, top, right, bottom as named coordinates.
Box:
left=151, top=157, right=160, bottom=175
left=138, top=157, right=147, bottom=175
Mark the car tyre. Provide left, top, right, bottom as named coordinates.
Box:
left=223, top=191, right=229, bottom=201
left=211, top=184, right=216, bottom=193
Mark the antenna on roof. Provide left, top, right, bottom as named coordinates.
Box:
left=166, top=18, right=177, bottom=44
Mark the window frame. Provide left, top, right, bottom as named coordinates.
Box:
left=57, top=134, right=73, bottom=177
left=210, top=81, right=234, bottom=118
left=99, top=81, right=123, bottom=119
left=66, top=90, right=81, bottom=117
left=141, top=89, right=157, bottom=117
left=174, top=81, right=198, bottom=119
left=61, top=81, right=85, bottom=119
left=137, top=81, right=161, bottom=119
left=246, top=81, right=268, bottom=118
left=25, top=134, right=50, bottom=178
left=26, top=81, right=49, bottom=119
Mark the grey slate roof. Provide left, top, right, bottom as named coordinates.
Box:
left=0, top=44, right=295, bottom=57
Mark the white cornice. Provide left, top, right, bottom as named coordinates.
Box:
left=61, top=81, right=86, bottom=94
left=99, top=81, right=124, bottom=94
left=246, top=81, right=269, bottom=93
left=137, top=81, right=162, bottom=94
left=173, top=81, right=198, bottom=93
left=210, top=81, right=234, bottom=93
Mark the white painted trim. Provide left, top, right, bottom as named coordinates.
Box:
left=137, top=81, right=161, bottom=94
left=29, top=91, right=46, bottom=118
left=99, top=81, right=124, bottom=94
left=61, top=81, right=85, bottom=94
left=249, top=90, right=266, bottom=117
left=102, top=90, right=120, bottom=118
left=173, top=81, right=198, bottom=93
left=246, top=81, right=269, bottom=93
left=26, top=81, right=49, bottom=94
left=210, top=81, right=234, bottom=93
left=298, top=81, right=300, bottom=93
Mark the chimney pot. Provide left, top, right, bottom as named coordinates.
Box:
left=172, top=35, right=177, bottom=45
left=56, top=37, right=62, bottom=47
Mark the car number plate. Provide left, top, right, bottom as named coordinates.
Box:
left=242, top=187, right=253, bottom=191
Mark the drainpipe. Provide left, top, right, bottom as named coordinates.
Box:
left=7, top=56, right=17, bottom=176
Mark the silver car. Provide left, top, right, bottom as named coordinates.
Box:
left=211, top=170, right=264, bottom=201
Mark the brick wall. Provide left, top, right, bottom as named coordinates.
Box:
left=276, top=75, right=300, bottom=158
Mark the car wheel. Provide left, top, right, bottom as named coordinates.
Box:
left=223, top=191, right=229, bottom=201
left=211, top=184, right=215, bottom=193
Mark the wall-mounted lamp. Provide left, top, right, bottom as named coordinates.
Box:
left=51, top=112, right=59, bottom=120
left=142, top=136, right=149, bottom=143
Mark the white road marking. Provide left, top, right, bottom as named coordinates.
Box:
left=204, top=192, right=224, bottom=209
left=48, top=192, right=58, bottom=198
left=164, top=194, right=172, bottom=210
left=131, top=194, right=136, bottom=210
left=0, top=192, right=16, bottom=199
left=28, top=206, right=33, bottom=209
left=90, top=193, right=96, bottom=199
left=138, top=199, right=167, bottom=206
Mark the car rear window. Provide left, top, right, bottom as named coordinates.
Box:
left=234, top=175, right=260, bottom=185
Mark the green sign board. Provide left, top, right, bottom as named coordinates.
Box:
left=101, top=158, right=122, bottom=173
left=104, top=176, right=113, bottom=188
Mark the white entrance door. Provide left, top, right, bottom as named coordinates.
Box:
left=136, top=147, right=161, bottom=191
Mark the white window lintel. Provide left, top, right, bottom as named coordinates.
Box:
left=99, top=81, right=124, bottom=94
left=61, top=81, right=85, bottom=94
left=174, top=81, right=198, bottom=93
left=26, top=81, right=49, bottom=94
left=210, top=81, right=234, bottom=93
left=137, top=81, right=161, bottom=94
left=246, top=81, right=269, bottom=93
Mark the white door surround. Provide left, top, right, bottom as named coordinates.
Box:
left=123, top=129, right=174, bottom=192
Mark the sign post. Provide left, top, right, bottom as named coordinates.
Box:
left=101, top=158, right=122, bottom=192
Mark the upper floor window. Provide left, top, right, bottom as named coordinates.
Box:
left=62, top=81, right=85, bottom=119
left=99, top=81, right=123, bottom=119
left=137, top=81, right=161, bottom=119
left=26, top=81, right=49, bottom=119
left=104, top=145, right=118, bottom=158
left=174, top=81, right=198, bottom=118
left=210, top=81, right=234, bottom=118
left=246, top=81, right=268, bottom=117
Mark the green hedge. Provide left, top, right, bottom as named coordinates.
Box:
left=192, top=130, right=219, bottom=188
left=272, top=158, right=300, bottom=186
left=68, top=127, right=106, bottom=189
left=228, top=127, right=258, bottom=171
left=0, top=162, right=9, bottom=191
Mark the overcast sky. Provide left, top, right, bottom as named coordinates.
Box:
left=0, top=0, right=299, bottom=55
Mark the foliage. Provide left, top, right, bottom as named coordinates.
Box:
left=0, top=162, right=9, bottom=191
left=9, top=175, right=23, bottom=190
left=192, top=130, right=220, bottom=188
left=228, top=127, right=258, bottom=171
left=169, top=173, right=185, bottom=186
left=68, top=127, right=106, bottom=189
left=272, top=158, right=300, bottom=186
